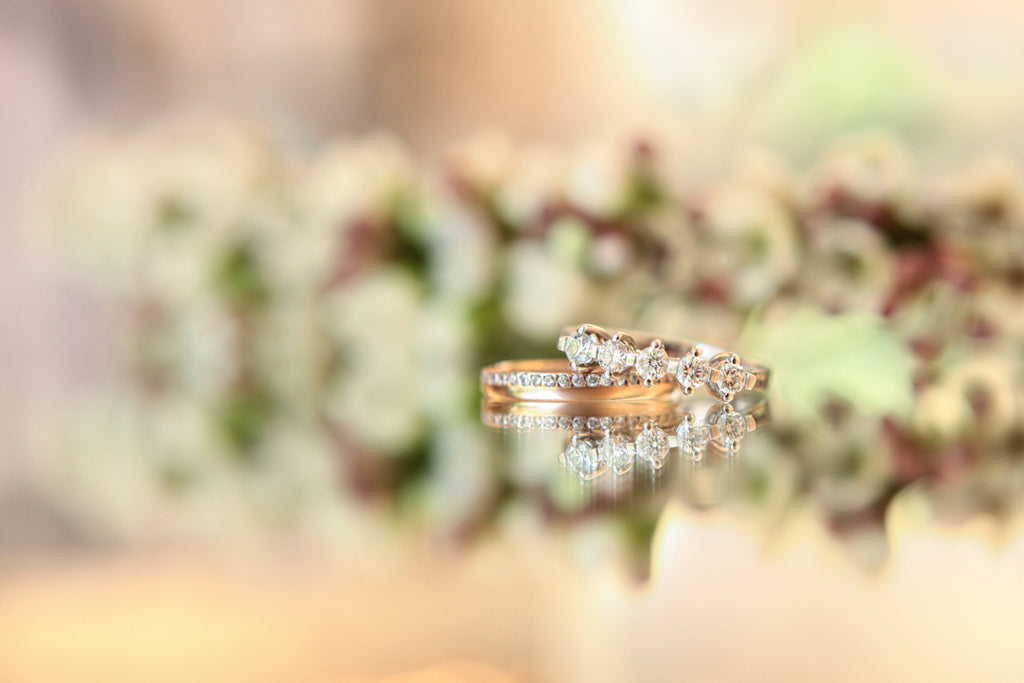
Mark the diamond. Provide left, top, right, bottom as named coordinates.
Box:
left=557, top=374, right=571, bottom=388
left=571, top=374, right=586, bottom=388
left=543, top=373, right=556, bottom=387
left=635, top=423, right=669, bottom=468
left=597, top=338, right=633, bottom=375
left=677, top=417, right=711, bottom=462
left=586, top=374, right=601, bottom=387
left=708, top=355, right=749, bottom=401
left=564, top=332, right=597, bottom=367
left=635, top=342, right=668, bottom=383
left=675, top=349, right=710, bottom=393
left=599, top=431, right=633, bottom=475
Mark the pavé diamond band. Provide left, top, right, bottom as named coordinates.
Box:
left=480, top=359, right=677, bottom=402
left=557, top=323, right=770, bottom=403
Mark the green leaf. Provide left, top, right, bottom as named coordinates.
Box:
left=741, top=308, right=914, bottom=418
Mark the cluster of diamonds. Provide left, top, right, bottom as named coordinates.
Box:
left=558, top=324, right=754, bottom=402
left=558, top=406, right=753, bottom=481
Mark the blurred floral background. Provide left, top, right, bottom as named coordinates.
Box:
left=5, top=1, right=1024, bottom=681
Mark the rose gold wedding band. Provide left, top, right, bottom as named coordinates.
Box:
left=480, top=359, right=677, bottom=402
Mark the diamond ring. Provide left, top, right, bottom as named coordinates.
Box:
left=557, top=323, right=770, bottom=403
left=480, top=359, right=677, bottom=402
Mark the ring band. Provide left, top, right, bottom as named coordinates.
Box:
left=480, top=359, right=677, bottom=402
left=557, top=323, right=770, bottom=403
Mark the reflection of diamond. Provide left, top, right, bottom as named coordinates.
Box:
left=564, top=332, right=596, bottom=366
left=675, top=350, right=709, bottom=393
left=636, top=423, right=669, bottom=468
left=677, top=417, right=710, bottom=461
left=599, top=431, right=632, bottom=475
left=715, top=409, right=749, bottom=453
left=635, top=343, right=668, bottom=383
left=561, top=435, right=603, bottom=479
left=598, top=339, right=633, bottom=375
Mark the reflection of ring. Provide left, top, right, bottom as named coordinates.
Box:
left=480, top=359, right=677, bottom=402
left=557, top=323, right=770, bottom=402
left=481, top=399, right=685, bottom=432
left=482, top=397, right=770, bottom=480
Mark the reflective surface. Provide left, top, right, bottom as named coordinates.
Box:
left=7, top=386, right=1024, bottom=681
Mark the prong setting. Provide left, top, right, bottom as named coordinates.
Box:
left=635, top=340, right=669, bottom=385
left=556, top=324, right=764, bottom=402
left=674, top=345, right=710, bottom=396
left=707, top=352, right=751, bottom=403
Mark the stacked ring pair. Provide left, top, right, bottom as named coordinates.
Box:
left=481, top=323, right=770, bottom=404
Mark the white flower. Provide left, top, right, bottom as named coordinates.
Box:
left=503, top=242, right=589, bottom=340
left=564, top=141, right=632, bottom=216
left=699, top=184, right=801, bottom=307
left=422, top=198, right=497, bottom=302
left=808, top=133, right=918, bottom=215
left=324, top=269, right=426, bottom=453
left=253, top=297, right=330, bottom=409
left=493, top=145, right=563, bottom=227
left=805, top=217, right=893, bottom=313
left=423, top=424, right=496, bottom=533
left=299, top=133, right=416, bottom=234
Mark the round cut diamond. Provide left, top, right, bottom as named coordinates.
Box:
left=709, top=357, right=748, bottom=400
left=635, top=343, right=668, bottom=383
left=677, top=417, right=711, bottom=461
left=598, top=339, right=632, bottom=375
left=599, top=431, right=632, bottom=475
left=636, top=423, right=669, bottom=468
left=675, top=350, right=710, bottom=393
left=564, top=332, right=596, bottom=366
